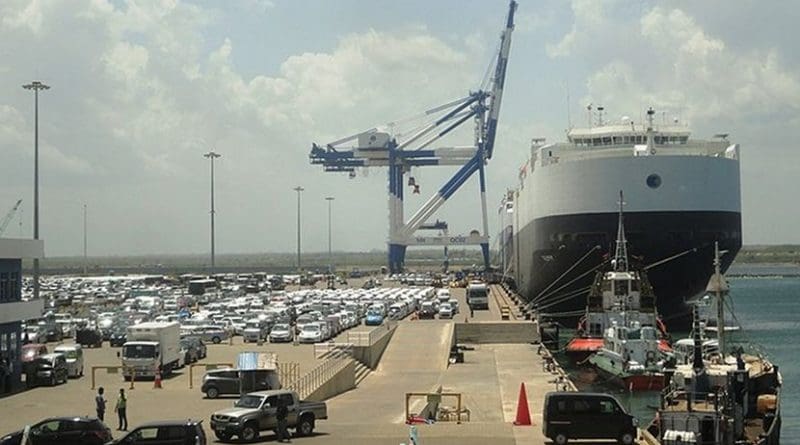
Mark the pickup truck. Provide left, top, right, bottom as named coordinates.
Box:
left=210, top=389, right=327, bottom=442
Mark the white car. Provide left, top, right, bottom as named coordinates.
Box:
left=438, top=304, right=453, bottom=319
left=298, top=323, right=324, bottom=343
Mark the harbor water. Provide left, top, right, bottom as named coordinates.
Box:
left=560, top=264, right=800, bottom=442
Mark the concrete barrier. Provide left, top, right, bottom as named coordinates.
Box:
left=454, top=321, right=539, bottom=344
left=352, top=324, right=397, bottom=369
left=304, top=359, right=356, bottom=401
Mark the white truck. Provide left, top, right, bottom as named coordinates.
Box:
left=466, top=282, right=490, bottom=310
left=120, top=321, right=181, bottom=379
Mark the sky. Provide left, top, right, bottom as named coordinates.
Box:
left=1, top=0, right=799, bottom=257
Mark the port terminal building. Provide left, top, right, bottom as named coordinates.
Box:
left=0, top=238, right=44, bottom=395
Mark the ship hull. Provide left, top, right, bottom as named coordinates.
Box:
left=516, top=210, right=741, bottom=331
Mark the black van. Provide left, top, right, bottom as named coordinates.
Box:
left=542, top=392, right=637, bottom=445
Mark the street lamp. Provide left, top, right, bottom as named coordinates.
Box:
left=293, top=186, right=304, bottom=272
left=22, top=80, right=50, bottom=300
left=325, top=197, right=335, bottom=273
left=204, top=151, right=221, bottom=272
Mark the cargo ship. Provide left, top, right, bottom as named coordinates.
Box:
left=509, top=107, right=742, bottom=329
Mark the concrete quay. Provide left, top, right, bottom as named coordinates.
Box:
left=0, top=284, right=590, bottom=445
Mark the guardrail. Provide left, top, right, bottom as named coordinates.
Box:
left=313, top=342, right=354, bottom=359
left=348, top=320, right=397, bottom=346
left=286, top=354, right=353, bottom=400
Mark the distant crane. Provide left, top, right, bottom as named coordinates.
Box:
left=0, top=199, right=23, bottom=236
left=309, top=1, right=517, bottom=273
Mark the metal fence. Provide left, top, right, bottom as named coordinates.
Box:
left=286, top=354, right=352, bottom=400
left=347, top=320, right=397, bottom=346
left=277, top=362, right=300, bottom=388
left=313, top=342, right=354, bottom=359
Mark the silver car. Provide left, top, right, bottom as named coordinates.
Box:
left=191, top=325, right=230, bottom=344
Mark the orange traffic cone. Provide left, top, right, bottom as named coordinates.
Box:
left=513, top=382, right=532, bottom=426
left=153, top=368, right=162, bottom=389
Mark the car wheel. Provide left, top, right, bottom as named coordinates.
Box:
left=214, top=430, right=232, bottom=442
left=297, top=415, right=314, bottom=436
left=240, top=423, right=258, bottom=442
left=212, top=336, right=221, bottom=344
left=206, top=387, right=219, bottom=399
left=619, top=432, right=635, bottom=445
left=553, top=433, right=568, bottom=445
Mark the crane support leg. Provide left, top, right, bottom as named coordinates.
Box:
left=478, top=154, right=491, bottom=270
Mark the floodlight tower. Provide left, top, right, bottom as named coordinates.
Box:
left=22, top=80, right=50, bottom=300
left=204, top=151, right=221, bottom=271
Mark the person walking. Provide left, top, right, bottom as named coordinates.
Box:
left=276, top=398, right=290, bottom=442
left=115, top=388, right=128, bottom=431
left=95, top=387, right=106, bottom=421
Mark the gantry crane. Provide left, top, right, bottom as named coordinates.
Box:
left=0, top=199, right=23, bottom=236
left=309, top=1, right=517, bottom=273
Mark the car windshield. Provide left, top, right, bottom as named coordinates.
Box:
left=123, top=344, right=156, bottom=358
left=235, top=395, right=264, bottom=408
left=56, top=350, right=78, bottom=359
left=273, top=324, right=289, bottom=331
left=367, top=309, right=381, bottom=316
left=303, top=325, right=320, bottom=332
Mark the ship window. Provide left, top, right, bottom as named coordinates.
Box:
left=646, top=174, right=662, bottom=189
left=615, top=280, right=628, bottom=296
left=680, top=136, right=688, bottom=144
left=654, top=136, right=662, bottom=144
left=589, top=323, right=602, bottom=336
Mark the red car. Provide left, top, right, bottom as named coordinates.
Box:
left=21, top=344, right=48, bottom=373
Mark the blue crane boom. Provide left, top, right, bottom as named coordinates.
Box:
left=309, top=1, right=517, bottom=273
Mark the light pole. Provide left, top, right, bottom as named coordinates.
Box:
left=204, top=151, right=221, bottom=272
left=325, top=197, right=335, bottom=273
left=22, top=80, right=50, bottom=300
left=293, top=186, right=304, bottom=272
left=83, top=204, right=88, bottom=276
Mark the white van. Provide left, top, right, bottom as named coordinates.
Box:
left=53, top=344, right=84, bottom=378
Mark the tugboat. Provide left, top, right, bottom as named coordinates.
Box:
left=647, top=243, right=781, bottom=444
left=565, top=191, right=671, bottom=365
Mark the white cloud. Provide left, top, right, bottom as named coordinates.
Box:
left=1, top=0, right=44, bottom=34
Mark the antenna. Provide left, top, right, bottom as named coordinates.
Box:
left=597, top=106, right=605, bottom=126
left=586, top=103, right=593, bottom=128
left=613, top=190, right=628, bottom=272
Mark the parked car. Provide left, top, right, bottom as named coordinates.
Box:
left=108, top=329, right=127, bottom=347
left=418, top=301, right=437, bottom=319
left=53, top=344, right=84, bottom=378
left=298, top=323, right=323, bottom=344
left=0, top=416, right=113, bottom=445
left=191, top=325, right=230, bottom=344
left=29, top=353, right=69, bottom=387
left=76, top=328, right=103, bottom=348
left=21, top=344, right=48, bottom=375
left=210, top=390, right=327, bottom=442
left=268, top=323, right=293, bottom=343
left=182, top=335, right=207, bottom=359
left=242, top=320, right=269, bottom=343
left=365, top=308, right=384, bottom=326
left=542, top=392, right=637, bottom=445
left=179, top=338, right=202, bottom=364
left=438, top=303, right=454, bottom=319
left=201, top=368, right=281, bottom=399
left=106, top=419, right=206, bottom=445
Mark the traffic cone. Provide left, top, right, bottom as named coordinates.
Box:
left=153, top=368, right=162, bottom=389
left=513, top=382, right=532, bottom=426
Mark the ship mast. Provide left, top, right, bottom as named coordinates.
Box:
left=708, top=241, right=729, bottom=355
left=613, top=190, right=628, bottom=272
